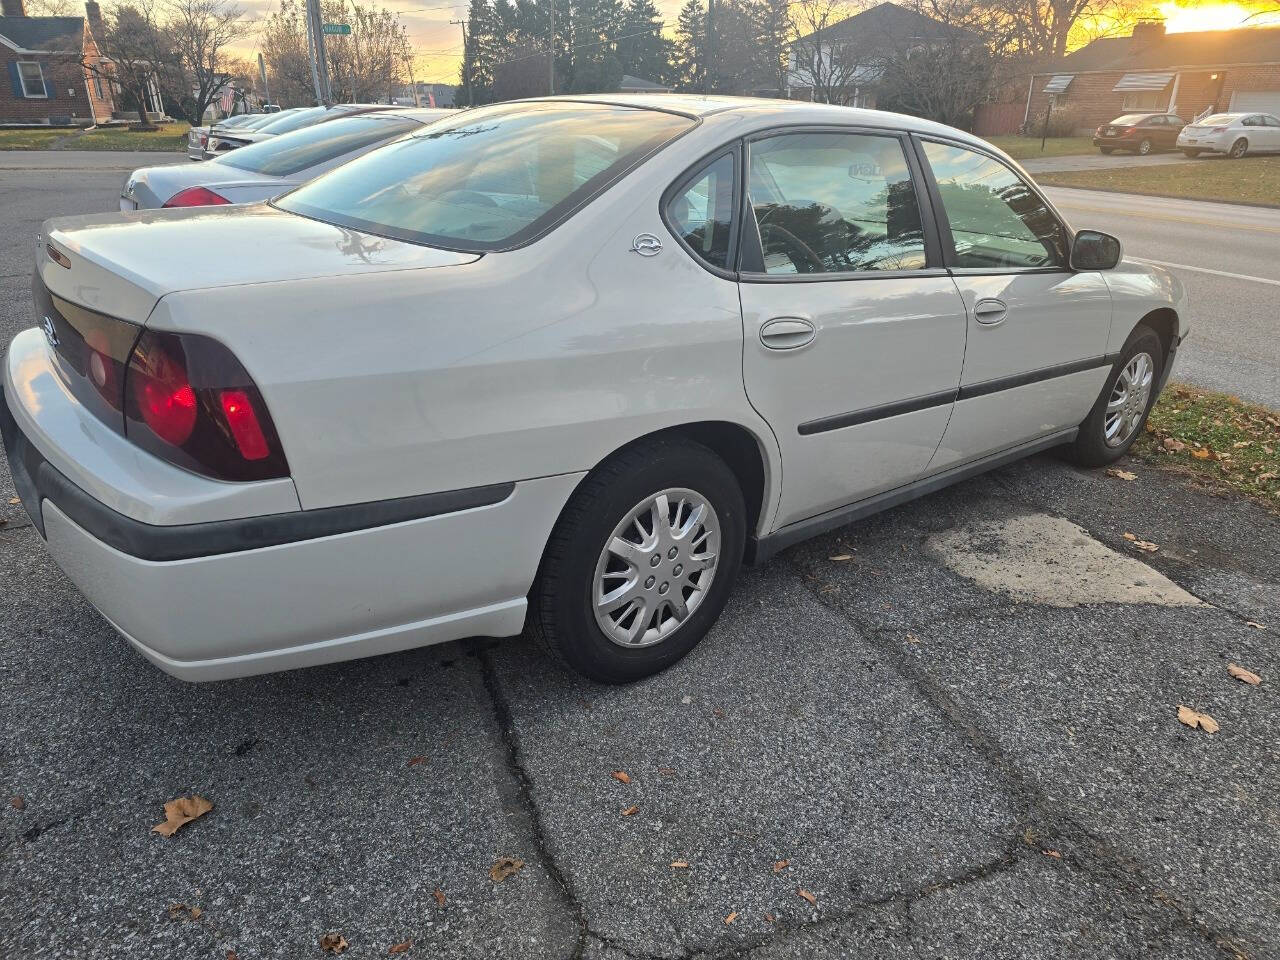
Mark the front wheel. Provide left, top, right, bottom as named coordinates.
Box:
left=1182, top=148, right=1200, bottom=158
left=1229, top=138, right=1249, bottom=159
left=1066, top=326, right=1164, bottom=467
left=535, top=437, right=746, bottom=683
left=1137, top=138, right=1153, bottom=155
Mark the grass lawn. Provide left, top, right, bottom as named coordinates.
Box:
left=986, top=135, right=1096, bottom=160
left=1036, top=156, right=1280, bottom=206
left=1133, top=383, right=1280, bottom=507
left=0, top=121, right=189, bottom=152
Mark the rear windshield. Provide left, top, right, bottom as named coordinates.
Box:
left=256, top=107, right=333, bottom=135
left=1198, top=114, right=1236, bottom=125
left=1111, top=115, right=1148, bottom=124
left=219, top=114, right=419, bottom=177
left=276, top=102, right=694, bottom=251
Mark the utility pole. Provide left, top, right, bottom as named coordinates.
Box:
left=451, top=18, right=472, bottom=106
left=547, top=0, right=555, bottom=95
left=407, top=50, right=421, bottom=107
left=305, top=0, right=332, bottom=104
left=702, top=0, right=714, bottom=95
left=257, top=52, right=271, bottom=106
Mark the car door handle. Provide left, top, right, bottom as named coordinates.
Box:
left=760, top=317, right=816, bottom=350
left=973, top=298, right=1007, bottom=325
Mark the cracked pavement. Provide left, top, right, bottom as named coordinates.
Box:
left=2, top=159, right=1278, bottom=960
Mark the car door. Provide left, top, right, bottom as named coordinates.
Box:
left=1162, top=115, right=1185, bottom=148
left=916, top=138, right=1114, bottom=471
left=732, top=128, right=967, bottom=529
left=1260, top=115, right=1280, bottom=151
left=1143, top=114, right=1166, bottom=147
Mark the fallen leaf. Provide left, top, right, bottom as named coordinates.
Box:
left=611, top=770, right=631, bottom=784
left=388, top=940, right=412, bottom=955
left=1162, top=437, right=1187, bottom=452
left=621, top=805, right=639, bottom=817
left=1192, top=447, right=1213, bottom=460
left=773, top=859, right=790, bottom=873
left=151, top=794, right=213, bottom=837
left=406, top=756, right=428, bottom=767
left=168, top=903, right=202, bottom=921
left=226, top=952, right=239, bottom=960
left=1177, top=705, right=1220, bottom=734
left=489, top=857, right=525, bottom=883
left=797, top=888, right=817, bottom=907
left=1106, top=468, right=1137, bottom=480
left=1245, top=621, right=1265, bottom=630
left=1227, top=664, right=1262, bottom=685
left=7, top=498, right=18, bottom=505
left=657, top=767, right=676, bottom=775
left=905, top=633, right=920, bottom=644
left=764, top=913, right=776, bottom=923
left=320, top=932, right=349, bottom=954
left=724, top=911, right=738, bottom=925
left=828, top=554, right=853, bottom=561
left=10, top=796, right=23, bottom=810
left=432, top=888, right=446, bottom=907
left=1042, top=849, right=1062, bottom=859
left=713, top=706, right=725, bottom=718
left=1122, top=533, right=1159, bottom=552
left=670, top=860, right=689, bottom=869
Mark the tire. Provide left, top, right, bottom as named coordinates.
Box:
left=1066, top=325, right=1164, bottom=468
left=1137, top=138, right=1152, bottom=156
left=1100, top=147, right=1114, bottom=155
left=1182, top=148, right=1200, bottom=158
left=1229, top=138, right=1248, bottom=159
left=534, top=437, right=746, bottom=683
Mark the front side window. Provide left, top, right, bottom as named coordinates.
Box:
left=278, top=103, right=693, bottom=251
left=17, top=62, right=47, bottom=98
left=747, top=132, right=927, bottom=275
left=219, top=115, right=419, bottom=177
left=666, top=153, right=735, bottom=270
left=922, top=141, right=1068, bottom=270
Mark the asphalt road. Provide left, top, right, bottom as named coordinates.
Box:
left=1, top=155, right=1278, bottom=960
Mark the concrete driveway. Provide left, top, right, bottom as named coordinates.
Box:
left=1, top=152, right=1278, bottom=960
left=1019, top=151, right=1196, bottom=174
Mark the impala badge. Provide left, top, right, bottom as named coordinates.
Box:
left=631, top=233, right=662, bottom=257
left=41, top=315, right=58, bottom=347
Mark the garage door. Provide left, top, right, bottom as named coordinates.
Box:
left=1229, top=91, right=1280, bottom=113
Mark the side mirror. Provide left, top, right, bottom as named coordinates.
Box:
left=1071, top=230, right=1122, bottom=271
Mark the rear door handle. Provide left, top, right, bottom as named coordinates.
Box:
left=974, top=298, right=1007, bottom=325
left=760, top=317, right=816, bottom=350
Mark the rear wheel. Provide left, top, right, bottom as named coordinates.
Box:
left=1182, top=148, right=1201, bottom=158
left=1229, top=138, right=1249, bottom=159
left=1100, top=147, right=1115, bottom=155
left=1067, top=325, right=1164, bottom=467
left=535, top=437, right=746, bottom=683
left=1137, top=138, right=1153, bottom=155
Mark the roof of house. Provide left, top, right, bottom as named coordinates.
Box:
left=0, top=15, right=87, bottom=52
left=799, top=1, right=977, bottom=45
left=1048, top=25, right=1280, bottom=73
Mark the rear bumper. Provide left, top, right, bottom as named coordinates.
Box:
left=3, top=348, right=583, bottom=681
left=1092, top=136, right=1141, bottom=149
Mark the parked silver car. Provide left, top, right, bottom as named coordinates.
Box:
left=202, top=105, right=390, bottom=159
left=189, top=113, right=285, bottom=161
left=124, top=108, right=450, bottom=209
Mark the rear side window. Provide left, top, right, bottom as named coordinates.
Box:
left=746, top=132, right=927, bottom=275
left=219, top=115, right=418, bottom=177
left=666, top=153, right=736, bottom=270
left=922, top=141, right=1068, bottom=270
left=278, top=103, right=693, bottom=251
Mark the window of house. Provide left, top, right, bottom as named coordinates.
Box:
left=93, top=73, right=104, bottom=99
left=1122, top=91, right=1165, bottom=111
left=17, top=61, right=48, bottom=98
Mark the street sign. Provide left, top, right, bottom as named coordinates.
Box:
left=322, top=23, right=350, bottom=34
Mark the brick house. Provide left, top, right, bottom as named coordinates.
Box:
left=0, top=0, right=115, bottom=125
left=1024, top=21, right=1280, bottom=134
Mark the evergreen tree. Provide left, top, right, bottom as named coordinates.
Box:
left=615, top=0, right=670, bottom=85
left=671, top=0, right=704, bottom=91
left=458, top=0, right=499, bottom=104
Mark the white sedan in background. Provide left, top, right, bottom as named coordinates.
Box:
left=3, top=96, right=1187, bottom=685
left=124, top=108, right=450, bottom=210
left=1177, top=112, right=1280, bottom=157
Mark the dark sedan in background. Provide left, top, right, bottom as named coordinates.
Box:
left=1093, top=113, right=1186, bottom=154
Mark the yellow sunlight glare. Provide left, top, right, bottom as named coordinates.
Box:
left=1156, top=1, right=1280, bottom=32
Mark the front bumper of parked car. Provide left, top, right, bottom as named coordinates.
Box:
left=2, top=328, right=580, bottom=681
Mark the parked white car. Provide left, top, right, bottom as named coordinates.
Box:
left=1177, top=112, right=1280, bottom=157
left=125, top=108, right=450, bottom=210
left=2, top=96, right=1188, bottom=684
left=202, top=104, right=388, bottom=159
left=191, top=111, right=290, bottom=160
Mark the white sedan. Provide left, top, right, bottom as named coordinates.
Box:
left=1177, top=112, right=1280, bottom=158
left=124, top=108, right=450, bottom=210
left=2, top=95, right=1188, bottom=684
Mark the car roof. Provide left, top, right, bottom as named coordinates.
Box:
left=381, top=107, right=453, bottom=122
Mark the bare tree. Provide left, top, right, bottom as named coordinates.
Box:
left=164, top=0, right=247, bottom=124
left=80, top=2, right=173, bottom=127
left=788, top=0, right=879, bottom=104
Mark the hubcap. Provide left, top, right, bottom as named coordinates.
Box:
left=593, top=488, right=720, bottom=648
left=1104, top=352, right=1154, bottom=447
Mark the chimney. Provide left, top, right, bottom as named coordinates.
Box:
left=1130, top=20, right=1166, bottom=42
left=85, top=1, right=104, bottom=40
left=2, top=0, right=27, bottom=18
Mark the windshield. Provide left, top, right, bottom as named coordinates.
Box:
left=277, top=102, right=694, bottom=251
left=219, top=114, right=419, bottom=177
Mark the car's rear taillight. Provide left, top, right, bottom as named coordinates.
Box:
left=199, top=133, right=208, bottom=147
left=163, top=186, right=230, bottom=208
left=124, top=330, right=288, bottom=481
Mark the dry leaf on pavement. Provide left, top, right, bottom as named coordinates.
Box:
left=1245, top=621, right=1265, bottom=630
left=10, top=796, right=23, bottom=810
left=621, top=805, right=639, bottom=817
left=319, top=933, right=349, bottom=954
left=764, top=913, right=776, bottom=923
left=1122, top=533, right=1159, bottom=552
left=432, top=888, right=446, bottom=907
left=828, top=554, right=853, bottom=561
left=773, top=859, right=790, bottom=873
left=670, top=860, right=689, bottom=869
left=724, top=911, right=738, bottom=925
left=151, top=794, right=213, bottom=837
left=388, top=940, right=412, bottom=954
left=1106, top=468, right=1137, bottom=480
left=1228, top=664, right=1262, bottom=685
left=7, top=498, right=18, bottom=505
left=611, top=770, right=631, bottom=784
left=489, top=857, right=525, bottom=883
left=1177, top=705, right=1220, bottom=733
left=1042, top=849, right=1062, bottom=859
left=168, top=903, right=202, bottom=920
left=797, top=888, right=817, bottom=907
left=226, top=952, right=239, bottom=960
left=406, top=756, right=427, bottom=767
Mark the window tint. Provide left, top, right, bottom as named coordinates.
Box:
left=278, top=103, right=692, bottom=251
left=922, top=141, right=1067, bottom=270
left=219, top=115, right=418, bottom=177
left=1147, top=115, right=1165, bottom=125
left=1265, top=115, right=1280, bottom=127
left=256, top=107, right=332, bottom=135
left=747, top=133, right=927, bottom=275
left=667, top=153, right=735, bottom=270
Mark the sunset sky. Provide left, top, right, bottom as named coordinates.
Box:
left=228, top=0, right=1280, bottom=89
